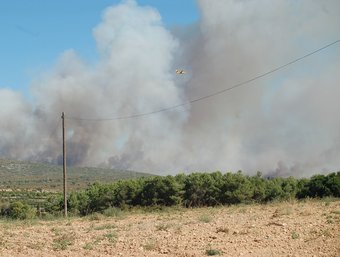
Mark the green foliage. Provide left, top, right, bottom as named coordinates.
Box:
left=220, top=171, right=254, bottom=204
left=93, top=224, right=116, bottom=230
left=52, top=233, right=75, bottom=251
left=183, top=172, right=222, bottom=206
left=291, top=231, right=299, bottom=239
left=140, top=176, right=183, bottom=206
left=1, top=201, right=36, bottom=220
left=104, top=232, right=117, bottom=243
left=250, top=172, right=266, bottom=202
left=206, top=248, right=221, bottom=256
left=2, top=169, right=339, bottom=219
left=43, top=171, right=340, bottom=216
left=44, top=194, right=64, bottom=215
left=112, top=179, right=144, bottom=206
left=297, top=172, right=340, bottom=198
left=198, top=214, right=213, bottom=223
left=68, top=190, right=89, bottom=215
left=102, top=206, right=122, bottom=217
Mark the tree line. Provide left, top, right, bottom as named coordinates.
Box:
left=1, top=171, right=339, bottom=219
left=50, top=171, right=339, bottom=216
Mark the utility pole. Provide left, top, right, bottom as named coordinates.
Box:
left=61, top=112, right=67, bottom=217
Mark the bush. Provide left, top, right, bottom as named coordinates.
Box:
left=44, top=194, right=64, bottom=215
left=68, top=191, right=90, bottom=216
left=140, top=176, right=183, bottom=206
left=296, top=172, right=340, bottom=198
left=183, top=172, right=222, bottom=206
left=0, top=202, right=10, bottom=217
left=206, top=248, right=221, bottom=256
left=102, top=206, right=122, bottom=217
left=6, top=201, right=36, bottom=220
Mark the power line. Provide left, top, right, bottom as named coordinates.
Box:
left=67, top=39, right=340, bottom=122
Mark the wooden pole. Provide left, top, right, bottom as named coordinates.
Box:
left=61, top=112, right=67, bottom=217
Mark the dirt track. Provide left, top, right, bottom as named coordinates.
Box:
left=0, top=199, right=339, bottom=257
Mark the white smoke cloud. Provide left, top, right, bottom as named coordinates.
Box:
left=177, top=0, right=340, bottom=176
left=30, top=0, right=187, bottom=171
left=0, top=0, right=339, bottom=176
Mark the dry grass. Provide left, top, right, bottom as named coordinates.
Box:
left=0, top=199, right=339, bottom=257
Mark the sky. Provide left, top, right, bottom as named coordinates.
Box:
left=0, top=0, right=340, bottom=176
left=0, top=0, right=199, bottom=93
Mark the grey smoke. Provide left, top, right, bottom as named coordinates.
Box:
left=0, top=0, right=339, bottom=177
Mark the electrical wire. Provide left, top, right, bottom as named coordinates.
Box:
left=66, top=39, right=340, bottom=122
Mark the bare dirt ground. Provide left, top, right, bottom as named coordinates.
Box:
left=0, top=199, right=339, bottom=257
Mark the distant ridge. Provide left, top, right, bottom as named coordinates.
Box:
left=0, top=159, right=154, bottom=191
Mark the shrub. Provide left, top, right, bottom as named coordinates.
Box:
left=68, top=191, right=90, bottom=216
left=102, top=206, right=122, bottom=217
left=140, top=176, right=183, bottom=206
left=297, top=172, right=340, bottom=198
left=7, top=201, right=36, bottom=220
left=198, top=214, right=213, bottom=223
left=0, top=202, right=10, bottom=219
left=44, top=194, right=64, bottom=214
left=206, top=248, right=221, bottom=256
left=52, top=233, right=75, bottom=251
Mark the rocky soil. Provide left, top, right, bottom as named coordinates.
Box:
left=0, top=199, right=339, bottom=257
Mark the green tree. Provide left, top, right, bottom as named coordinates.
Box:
left=112, top=179, right=144, bottom=207
left=220, top=171, right=254, bottom=204
left=264, top=178, right=284, bottom=201
left=183, top=172, right=222, bottom=207
left=45, top=194, right=64, bottom=214
left=325, top=172, right=340, bottom=197
left=250, top=171, right=266, bottom=202
left=281, top=177, right=298, bottom=199
left=140, top=176, right=183, bottom=206
left=300, top=172, right=340, bottom=198
left=68, top=191, right=90, bottom=216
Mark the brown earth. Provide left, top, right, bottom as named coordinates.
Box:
left=0, top=199, right=339, bottom=257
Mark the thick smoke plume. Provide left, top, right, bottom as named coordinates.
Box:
left=1, top=0, right=340, bottom=176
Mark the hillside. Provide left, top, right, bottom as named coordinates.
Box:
left=0, top=159, right=154, bottom=191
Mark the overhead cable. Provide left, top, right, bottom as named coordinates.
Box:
left=66, top=39, right=340, bottom=122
